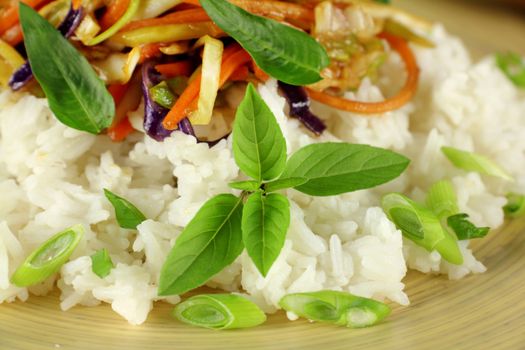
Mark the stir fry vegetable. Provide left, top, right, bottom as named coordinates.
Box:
left=3, top=0, right=430, bottom=142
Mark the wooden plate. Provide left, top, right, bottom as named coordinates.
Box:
left=1, top=1, right=525, bottom=349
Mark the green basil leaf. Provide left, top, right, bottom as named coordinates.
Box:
left=264, top=177, right=307, bottom=193
left=104, top=189, right=147, bottom=230
left=19, top=3, right=114, bottom=134
left=158, top=194, right=244, bottom=296
left=90, top=248, right=114, bottom=278
left=495, top=52, right=525, bottom=88
left=447, top=213, right=490, bottom=240
left=281, top=143, right=410, bottom=196
left=228, top=180, right=261, bottom=192
left=242, top=191, right=290, bottom=276
left=441, top=146, right=513, bottom=181
left=199, top=0, right=329, bottom=85
left=233, top=84, right=287, bottom=182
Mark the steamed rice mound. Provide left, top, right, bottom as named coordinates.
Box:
left=0, top=25, right=523, bottom=325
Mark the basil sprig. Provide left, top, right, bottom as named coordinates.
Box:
left=199, top=0, right=329, bottom=85
left=19, top=3, right=114, bottom=134
left=158, top=83, right=409, bottom=295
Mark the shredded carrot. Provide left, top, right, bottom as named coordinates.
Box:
left=181, top=0, right=200, bottom=6
left=155, top=61, right=193, bottom=78
left=306, top=32, right=420, bottom=115
left=108, top=83, right=130, bottom=105
left=0, top=0, right=50, bottom=35
left=108, top=117, right=134, bottom=142
left=162, top=45, right=250, bottom=130
left=139, top=43, right=163, bottom=63
left=71, top=0, right=82, bottom=10
left=229, top=65, right=249, bottom=81
left=2, top=24, right=24, bottom=47
left=230, top=0, right=314, bottom=26
left=174, top=3, right=201, bottom=11
left=181, top=0, right=313, bottom=27
left=99, top=0, right=131, bottom=30
left=217, top=49, right=252, bottom=87
left=107, top=82, right=140, bottom=141
left=121, top=8, right=210, bottom=32
left=252, top=62, right=269, bottom=82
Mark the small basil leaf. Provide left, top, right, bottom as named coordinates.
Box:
left=158, top=194, right=244, bottom=296
left=104, top=189, right=147, bottom=229
left=90, top=248, right=114, bottom=278
left=228, top=180, right=261, bottom=192
left=233, top=84, right=287, bottom=182
left=264, top=177, right=307, bottom=193
left=199, top=0, right=329, bottom=85
left=447, top=213, right=490, bottom=240
left=242, top=192, right=290, bottom=276
left=19, top=3, right=114, bottom=134
left=281, top=143, right=410, bottom=196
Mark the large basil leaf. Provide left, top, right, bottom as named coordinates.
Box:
left=199, top=0, right=329, bottom=85
left=158, top=194, right=244, bottom=296
left=242, top=191, right=290, bottom=276
left=233, top=84, right=287, bottom=182
left=281, top=143, right=410, bottom=196
left=19, top=3, right=114, bottom=134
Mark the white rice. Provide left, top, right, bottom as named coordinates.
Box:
left=0, top=25, right=524, bottom=325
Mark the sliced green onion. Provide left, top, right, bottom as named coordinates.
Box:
left=495, top=52, right=525, bottom=88
left=447, top=213, right=489, bottom=240
left=383, top=19, right=434, bottom=48
left=426, top=180, right=459, bottom=220
left=11, top=225, right=84, bottom=287
left=167, top=76, right=188, bottom=95
left=382, top=193, right=463, bottom=265
left=173, top=294, right=266, bottom=330
left=504, top=193, right=525, bottom=218
left=279, top=291, right=390, bottom=328
left=441, top=146, right=513, bottom=181
left=90, top=248, right=114, bottom=278
left=104, top=189, right=147, bottom=229
left=189, top=35, right=224, bottom=125
left=150, top=81, right=176, bottom=109
left=87, top=0, right=140, bottom=46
